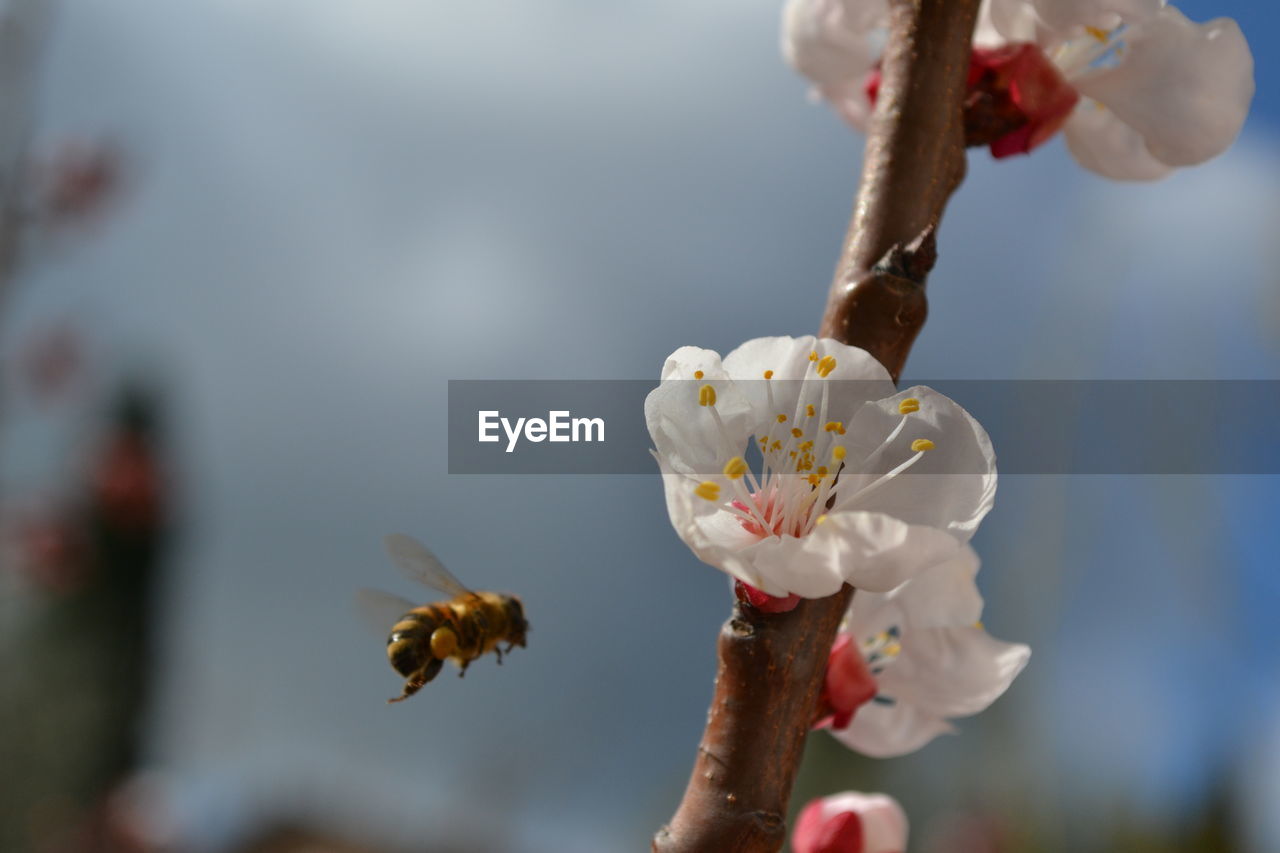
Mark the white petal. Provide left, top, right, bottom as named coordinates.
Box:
left=979, top=0, right=1044, bottom=46
left=846, top=545, right=984, bottom=635
left=645, top=348, right=755, bottom=477
left=840, top=386, right=997, bottom=540
left=659, top=345, right=727, bottom=381
left=1073, top=7, right=1254, bottom=168
left=722, top=336, right=894, bottom=431
left=1032, top=0, right=1163, bottom=35
left=782, top=0, right=885, bottom=132
left=1063, top=101, right=1174, bottom=180
left=831, top=698, right=955, bottom=758
left=806, top=511, right=966, bottom=593
left=877, top=626, right=1031, bottom=717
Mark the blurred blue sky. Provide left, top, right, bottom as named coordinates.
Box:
left=1, top=1, right=1277, bottom=851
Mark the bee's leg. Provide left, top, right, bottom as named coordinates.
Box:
left=387, top=658, right=443, bottom=703
left=494, top=646, right=504, bottom=665
left=457, top=657, right=472, bottom=678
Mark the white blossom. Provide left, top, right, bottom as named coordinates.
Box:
left=646, top=336, right=996, bottom=598
left=783, top=0, right=1254, bottom=180
left=822, top=546, right=1031, bottom=757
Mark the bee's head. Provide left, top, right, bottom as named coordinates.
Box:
left=504, top=596, right=529, bottom=648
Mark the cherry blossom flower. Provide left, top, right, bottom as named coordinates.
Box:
left=646, top=336, right=995, bottom=598
left=783, top=0, right=1254, bottom=180
left=793, top=791, right=908, bottom=853
left=816, top=546, right=1031, bottom=757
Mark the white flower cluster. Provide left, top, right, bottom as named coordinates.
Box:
left=646, top=336, right=1028, bottom=757
left=784, top=0, right=1254, bottom=179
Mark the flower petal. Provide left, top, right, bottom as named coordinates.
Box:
left=1031, top=0, right=1163, bottom=36
left=1063, top=101, right=1173, bottom=179
left=840, top=386, right=997, bottom=540
left=782, top=0, right=886, bottom=132
left=646, top=348, right=755, bottom=477
left=1072, top=7, right=1254, bottom=169
left=845, top=545, right=984, bottom=635
left=832, top=697, right=956, bottom=758
left=803, top=511, right=966, bottom=593
left=795, top=792, right=909, bottom=853
left=876, top=626, right=1031, bottom=717
left=722, top=336, right=894, bottom=431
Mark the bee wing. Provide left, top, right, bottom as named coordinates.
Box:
left=355, top=588, right=418, bottom=635
left=384, top=532, right=474, bottom=597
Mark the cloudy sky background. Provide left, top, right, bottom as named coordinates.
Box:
left=2, top=0, right=1278, bottom=850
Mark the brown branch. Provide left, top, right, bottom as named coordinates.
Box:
left=653, top=2, right=979, bottom=851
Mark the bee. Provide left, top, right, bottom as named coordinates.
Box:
left=360, top=533, right=528, bottom=703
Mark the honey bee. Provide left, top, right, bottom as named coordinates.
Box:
left=360, top=533, right=528, bottom=703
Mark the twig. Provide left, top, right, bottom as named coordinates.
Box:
left=653, top=2, right=979, bottom=850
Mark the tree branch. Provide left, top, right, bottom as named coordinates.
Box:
left=653, top=2, right=979, bottom=851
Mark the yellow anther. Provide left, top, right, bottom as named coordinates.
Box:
left=824, top=421, right=844, bottom=433
left=807, top=474, right=821, bottom=486
left=816, top=355, right=837, bottom=378
left=722, top=456, right=747, bottom=480
left=816, top=466, right=828, bottom=477
left=759, top=437, right=768, bottom=446
left=777, top=414, right=788, bottom=423
left=806, top=404, right=816, bottom=417
left=911, top=438, right=935, bottom=452
left=884, top=641, right=902, bottom=656
left=693, top=370, right=704, bottom=379
left=1085, top=25, right=1109, bottom=42
left=815, top=514, right=828, bottom=525
left=832, top=446, right=847, bottom=461
left=898, top=398, right=920, bottom=414
left=799, top=441, right=814, bottom=452
left=694, top=481, right=721, bottom=501
left=771, top=440, right=782, bottom=451
left=763, top=370, right=774, bottom=380
left=791, top=427, right=803, bottom=438
left=699, top=384, right=717, bottom=407
left=808, top=351, right=819, bottom=362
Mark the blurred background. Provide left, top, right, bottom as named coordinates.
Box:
left=0, top=1, right=1276, bottom=851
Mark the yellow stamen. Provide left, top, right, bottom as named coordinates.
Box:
left=763, top=370, right=774, bottom=380
left=832, top=446, right=847, bottom=461
left=694, top=481, right=720, bottom=501
left=911, top=438, right=935, bottom=452
left=777, top=414, right=788, bottom=423
left=807, top=474, right=821, bottom=486
left=1085, top=25, right=1109, bottom=42
left=898, top=398, right=920, bottom=414
left=815, top=514, right=828, bottom=525
left=824, top=421, right=844, bottom=433
left=699, top=385, right=716, bottom=407
left=816, top=466, right=828, bottom=477
left=806, top=404, right=816, bottom=417
left=791, top=427, right=803, bottom=438
left=808, top=351, right=819, bottom=362
left=693, top=370, right=704, bottom=379
left=771, top=440, right=782, bottom=451
left=816, top=355, right=837, bottom=378
left=723, top=456, right=747, bottom=480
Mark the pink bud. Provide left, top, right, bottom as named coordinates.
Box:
left=734, top=580, right=800, bottom=614
left=793, top=792, right=908, bottom=853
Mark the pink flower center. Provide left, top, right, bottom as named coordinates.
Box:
left=732, top=488, right=811, bottom=539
